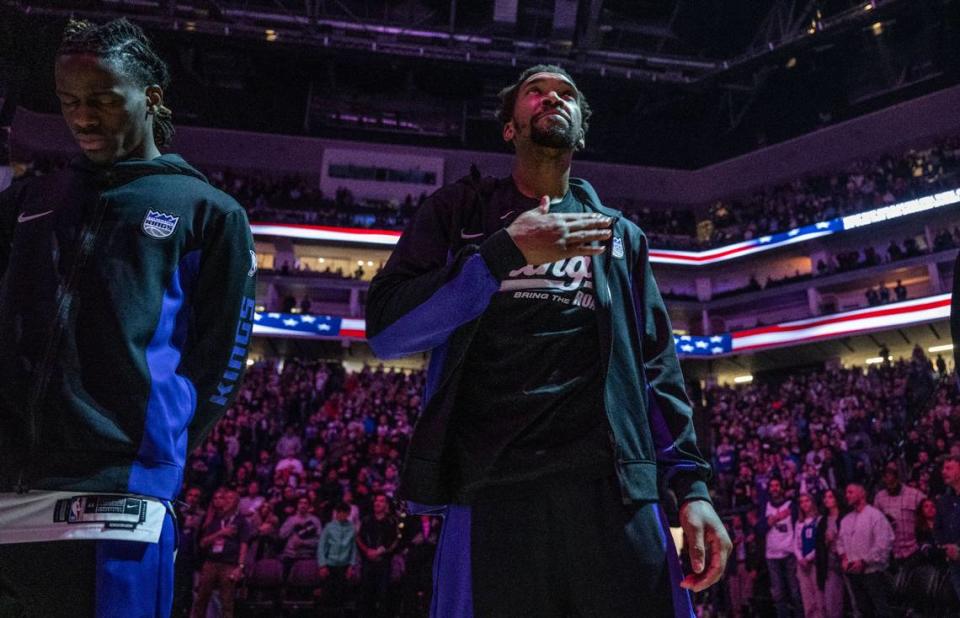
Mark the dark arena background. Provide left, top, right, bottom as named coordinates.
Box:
left=2, top=0, right=960, bottom=616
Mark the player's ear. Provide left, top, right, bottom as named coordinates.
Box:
left=502, top=121, right=515, bottom=144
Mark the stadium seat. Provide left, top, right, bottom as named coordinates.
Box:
left=281, top=558, right=323, bottom=613
left=239, top=558, right=284, bottom=616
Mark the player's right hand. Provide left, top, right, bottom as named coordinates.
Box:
left=506, top=195, right=613, bottom=266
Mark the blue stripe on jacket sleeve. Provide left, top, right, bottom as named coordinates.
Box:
left=369, top=253, right=500, bottom=359
left=646, top=387, right=705, bottom=482
left=128, top=250, right=202, bottom=499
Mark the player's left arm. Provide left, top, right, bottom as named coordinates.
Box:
left=633, top=232, right=731, bottom=591
left=181, top=206, right=257, bottom=451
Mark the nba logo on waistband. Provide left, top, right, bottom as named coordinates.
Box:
left=611, top=235, right=624, bottom=259
left=142, top=210, right=180, bottom=239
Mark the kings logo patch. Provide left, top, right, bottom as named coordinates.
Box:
left=142, top=210, right=180, bottom=239
left=611, top=235, right=624, bottom=259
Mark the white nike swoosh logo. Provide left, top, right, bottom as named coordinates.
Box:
left=17, top=210, right=54, bottom=223
left=499, top=210, right=515, bottom=220
left=460, top=229, right=484, bottom=239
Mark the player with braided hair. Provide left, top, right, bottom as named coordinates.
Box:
left=54, top=17, right=175, bottom=162
left=0, top=17, right=256, bottom=618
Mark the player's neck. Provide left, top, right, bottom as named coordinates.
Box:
left=512, top=150, right=571, bottom=200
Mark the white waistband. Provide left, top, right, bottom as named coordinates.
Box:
left=0, top=491, right=167, bottom=545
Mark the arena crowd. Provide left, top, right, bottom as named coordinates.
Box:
left=9, top=132, right=958, bottom=250
left=170, top=344, right=960, bottom=617
left=705, top=347, right=958, bottom=617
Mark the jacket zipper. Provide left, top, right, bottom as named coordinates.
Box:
left=17, top=191, right=111, bottom=493
left=601, top=277, right=632, bottom=503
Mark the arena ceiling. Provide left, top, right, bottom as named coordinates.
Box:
left=2, top=0, right=959, bottom=167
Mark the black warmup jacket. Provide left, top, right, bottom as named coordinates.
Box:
left=366, top=174, right=712, bottom=507
left=0, top=154, right=256, bottom=500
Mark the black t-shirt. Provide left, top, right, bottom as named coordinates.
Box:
left=452, top=183, right=612, bottom=501
left=359, top=514, right=400, bottom=561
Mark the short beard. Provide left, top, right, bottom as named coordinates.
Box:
left=520, top=115, right=579, bottom=150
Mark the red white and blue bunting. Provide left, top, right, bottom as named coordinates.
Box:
left=252, top=293, right=952, bottom=357
left=250, top=188, right=960, bottom=266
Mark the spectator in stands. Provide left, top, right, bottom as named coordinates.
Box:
left=893, top=280, right=907, bottom=302
left=357, top=493, right=401, bottom=617
left=705, top=136, right=960, bottom=247
left=936, top=354, right=948, bottom=375
left=279, top=497, right=324, bottom=571
left=935, top=455, right=960, bottom=601
left=238, top=480, right=265, bottom=519
left=799, top=463, right=829, bottom=505
left=254, top=449, right=275, bottom=487
left=248, top=499, right=281, bottom=561
left=733, top=464, right=757, bottom=508
left=400, top=514, right=441, bottom=617
left=316, top=502, right=359, bottom=611
left=164, top=340, right=960, bottom=616
left=173, top=486, right=206, bottom=617
left=915, top=498, right=938, bottom=556
left=277, top=423, right=303, bottom=459
left=873, top=461, right=926, bottom=565
left=276, top=449, right=306, bottom=478
left=191, top=488, right=253, bottom=618
left=816, top=488, right=846, bottom=618
left=877, top=282, right=891, bottom=304
left=715, top=435, right=737, bottom=493
left=837, top=483, right=894, bottom=617
left=764, top=478, right=802, bottom=617
left=726, top=514, right=756, bottom=618
left=795, top=493, right=823, bottom=618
